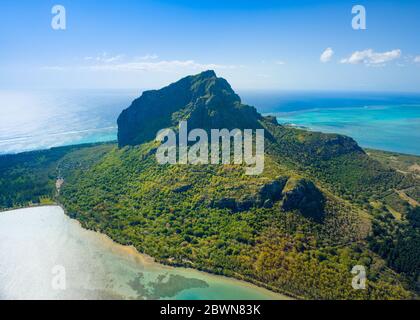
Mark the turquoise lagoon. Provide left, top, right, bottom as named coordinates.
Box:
left=0, top=206, right=289, bottom=300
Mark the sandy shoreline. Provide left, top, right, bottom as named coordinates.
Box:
left=1, top=205, right=293, bottom=300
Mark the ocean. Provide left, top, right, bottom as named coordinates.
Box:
left=241, top=91, right=420, bottom=155
left=0, top=89, right=138, bottom=155
left=0, top=90, right=419, bottom=155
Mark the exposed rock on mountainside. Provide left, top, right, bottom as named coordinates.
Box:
left=118, top=70, right=262, bottom=147
left=281, top=178, right=325, bottom=222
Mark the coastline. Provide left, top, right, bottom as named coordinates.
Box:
left=1, top=143, right=419, bottom=300
left=273, top=103, right=420, bottom=156
left=1, top=136, right=418, bottom=299
left=1, top=204, right=294, bottom=300
left=60, top=203, right=297, bottom=300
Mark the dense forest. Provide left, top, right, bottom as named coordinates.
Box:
left=0, top=71, right=419, bottom=299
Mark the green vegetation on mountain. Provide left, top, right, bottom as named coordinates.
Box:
left=0, top=71, right=419, bottom=299
left=117, top=70, right=262, bottom=147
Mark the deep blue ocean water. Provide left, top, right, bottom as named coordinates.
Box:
left=0, top=90, right=419, bottom=155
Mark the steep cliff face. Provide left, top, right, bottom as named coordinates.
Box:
left=117, top=70, right=261, bottom=147
left=117, top=70, right=363, bottom=161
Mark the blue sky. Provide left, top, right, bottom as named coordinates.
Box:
left=0, top=0, right=419, bottom=91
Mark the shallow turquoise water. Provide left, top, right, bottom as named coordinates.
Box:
left=0, top=206, right=289, bottom=300
left=275, top=105, right=420, bottom=155
left=240, top=91, right=420, bottom=155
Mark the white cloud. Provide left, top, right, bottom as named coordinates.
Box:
left=274, top=60, right=286, bottom=65
left=40, top=66, right=67, bottom=71
left=86, top=60, right=238, bottom=72
left=320, top=47, right=334, bottom=63
left=340, top=49, right=401, bottom=66
left=414, top=56, right=420, bottom=63
left=101, top=55, right=124, bottom=63
left=138, top=54, right=159, bottom=60
left=42, top=58, right=239, bottom=73
left=84, top=52, right=124, bottom=63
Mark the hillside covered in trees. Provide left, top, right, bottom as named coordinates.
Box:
left=0, top=71, right=419, bottom=299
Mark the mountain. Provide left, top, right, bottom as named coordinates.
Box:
left=0, top=71, right=419, bottom=299
left=117, top=70, right=262, bottom=147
